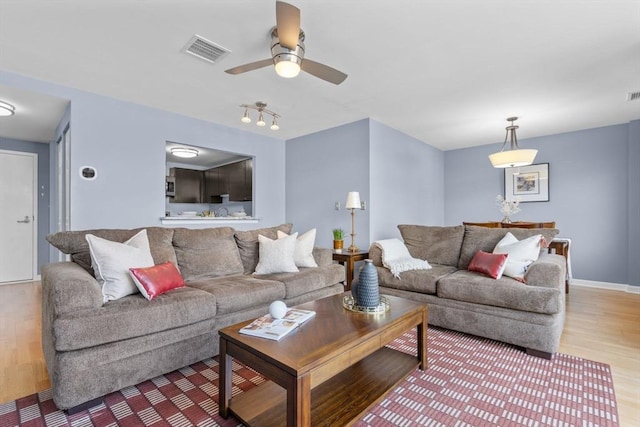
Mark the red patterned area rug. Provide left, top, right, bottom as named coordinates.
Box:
left=0, top=327, right=618, bottom=427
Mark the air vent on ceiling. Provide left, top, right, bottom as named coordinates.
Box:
left=626, top=91, right=640, bottom=102
left=182, top=35, right=230, bottom=64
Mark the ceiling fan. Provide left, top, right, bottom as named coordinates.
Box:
left=225, top=1, right=347, bottom=85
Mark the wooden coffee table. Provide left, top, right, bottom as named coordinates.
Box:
left=218, top=293, right=428, bottom=427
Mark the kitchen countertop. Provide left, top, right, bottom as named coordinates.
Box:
left=160, top=216, right=259, bottom=225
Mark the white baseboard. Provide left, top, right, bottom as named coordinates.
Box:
left=571, top=279, right=640, bottom=294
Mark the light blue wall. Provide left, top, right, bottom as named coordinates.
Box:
left=0, top=137, right=50, bottom=273
left=628, top=120, right=640, bottom=286
left=285, top=119, right=370, bottom=248
left=369, top=119, right=444, bottom=241
left=445, top=122, right=638, bottom=286
left=1, top=71, right=286, bottom=232
left=285, top=119, right=446, bottom=249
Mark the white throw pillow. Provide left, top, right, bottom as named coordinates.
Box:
left=277, top=229, right=318, bottom=268
left=86, top=229, right=155, bottom=303
left=254, top=232, right=299, bottom=274
left=493, top=232, right=543, bottom=281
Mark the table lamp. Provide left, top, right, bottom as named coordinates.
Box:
left=345, top=191, right=361, bottom=252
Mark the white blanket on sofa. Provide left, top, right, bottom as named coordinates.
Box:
left=375, top=238, right=431, bottom=278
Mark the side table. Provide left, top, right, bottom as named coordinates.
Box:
left=548, top=238, right=571, bottom=294
left=332, top=250, right=369, bottom=291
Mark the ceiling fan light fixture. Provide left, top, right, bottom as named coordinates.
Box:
left=489, top=117, right=538, bottom=168
left=171, top=147, right=199, bottom=158
left=271, top=29, right=304, bottom=78
left=274, top=57, right=301, bottom=78
left=0, top=100, right=16, bottom=117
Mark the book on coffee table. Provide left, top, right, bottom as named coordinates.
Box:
left=239, top=309, right=316, bottom=341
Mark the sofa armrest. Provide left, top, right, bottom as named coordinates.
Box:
left=313, top=247, right=334, bottom=267
left=42, top=262, right=103, bottom=317
left=525, top=254, right=566, bottom=290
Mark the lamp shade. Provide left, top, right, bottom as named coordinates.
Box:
left=345, top=192, right=361, bottom=209
left=488, top=149, right=538, bottom=168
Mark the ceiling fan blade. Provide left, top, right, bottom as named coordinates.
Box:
left=300, top=59, right=348, bottom=85
left=276, top=1, right=301, bottom=50
left=225, top=58, right=273, bottom=75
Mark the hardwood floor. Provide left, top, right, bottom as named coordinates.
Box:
left=0, top=282, right=638, bottom=425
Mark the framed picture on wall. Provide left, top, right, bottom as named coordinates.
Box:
left=504, top=163, right=549, bottom=202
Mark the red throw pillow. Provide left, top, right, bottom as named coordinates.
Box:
left=468, top=251, right=509, bottom=279
left=129, top=261, right=185, bottom=300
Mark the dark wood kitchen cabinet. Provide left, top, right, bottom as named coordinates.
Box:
left=228, top=159, right=252, bottom=201
left=169, top=168, right=204, bottom=203
left=171, top=159, right=252, bottom=204
left=204, top=167, right=227, bottom=203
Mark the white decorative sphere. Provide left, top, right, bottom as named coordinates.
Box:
left=269, top=300, right=288, bottom=319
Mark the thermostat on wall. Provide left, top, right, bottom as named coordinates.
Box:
left=79, top=166, right=97, bottom=180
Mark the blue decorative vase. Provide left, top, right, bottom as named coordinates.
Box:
left=351, top=259, right=380, bottom=308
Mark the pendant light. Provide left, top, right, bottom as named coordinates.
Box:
left=489, top=117, right=537, bottom=168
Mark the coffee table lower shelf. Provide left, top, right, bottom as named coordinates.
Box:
left=229, top=346, right=418, bottom=427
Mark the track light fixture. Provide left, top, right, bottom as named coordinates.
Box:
left=239, top=102, right=280, bottom=131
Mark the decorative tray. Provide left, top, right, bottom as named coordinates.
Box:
left=342, top=295, right=390, bottom=314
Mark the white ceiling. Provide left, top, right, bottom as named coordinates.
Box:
left=0, top=0, right=638, bottom=149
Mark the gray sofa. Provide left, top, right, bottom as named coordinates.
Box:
left=42, top=223, right=344, bottom=411
left=369, top=224, right=566, bottom=359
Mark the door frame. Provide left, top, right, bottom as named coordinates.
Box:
left=0, top=149, right=38, bottom=284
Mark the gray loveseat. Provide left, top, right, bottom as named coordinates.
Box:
left=369, top=224, right=566, bottom=359
left=42, top=223, right=344, bottom=411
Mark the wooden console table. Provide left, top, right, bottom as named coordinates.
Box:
left=463, top=221, right=570, bottom=293
left=332, top=250, right=369, bottom=291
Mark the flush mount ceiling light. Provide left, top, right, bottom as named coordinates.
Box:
left=239, top=102, right=281, bottom=131
left=170, top=147, right=199, bottom=158
left=0, top=100, right=16, bottom=117
left=489, top=117, right=538, bottom=168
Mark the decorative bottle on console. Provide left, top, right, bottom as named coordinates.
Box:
left=351, top=259, right=380, bottom=308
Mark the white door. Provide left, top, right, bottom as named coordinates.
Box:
left=0, top=150, right=37, bottom=283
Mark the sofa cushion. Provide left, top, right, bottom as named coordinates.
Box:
left=254, top=233, right=299, bottom=274
left=47, top=227, right=177, bottom=275
left=277, top=229, right=318, bottom=268
left=255, top=264, right=345, bottom=299
left=172, top=227, right=244, bottom=281
left=234, top=223, right=293, bottom=273
left=130, top=261, right=186, bottom=300
left=86, top=229, right=155, bottom=303
left=437, top=270, right=561, bottom=314
left=398, top=225, right=465, bottom=267
left=377, top=263, right=457, bottom=295
left=458, top=225, right=559, bottom=270
left=493, top=233, right=544, bottom=281
left=52, top=286, right=216, bottom=351
left=187, top=276, right=285, bottom=315
left=468, top=251, right=508, bottom=279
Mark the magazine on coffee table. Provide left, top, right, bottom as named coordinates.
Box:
left=239, top=309, right=316, bottom=341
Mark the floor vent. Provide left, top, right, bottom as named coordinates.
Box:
left=182, top=35, right=230, bottom=64
left=626, top=91, right=640, bottom=102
